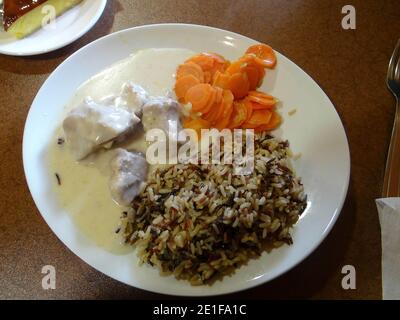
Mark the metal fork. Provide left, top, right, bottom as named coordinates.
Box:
left=0, top=1, right=3, bottom=26
left=382, top=39, right=400, bottom=197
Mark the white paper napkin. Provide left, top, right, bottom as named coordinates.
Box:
left=376, top=197, right=400, bottom=300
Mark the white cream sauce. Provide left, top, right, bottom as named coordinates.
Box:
left=48, top=48, right=194, bottom=254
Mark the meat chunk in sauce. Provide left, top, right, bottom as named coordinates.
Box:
left=113, top=82, right=149, bottom=116
left=63, top=97, right=140, bottom=160
left=108, top=149, right=148, bottom=206
left=141, top=97, right=182, bottom=143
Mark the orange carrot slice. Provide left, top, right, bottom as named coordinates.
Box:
left=245, top=44, right=277, bottom=69
left=226, top=60, right=246, bottom=75
left=188, top=53, right=230, bottom=82
left=176, top=62, right=204, bottom=82
left=204, top=71, right=212, bottom=84
left=247, top=95, right=276, bottom=108
left=176, top=48, right=279, bottom=132
left=201, top=86, right=223, bottom=119
left=185, top=83, right=213, bottom=112
left=256, top=67, right=266, bottom=87
left=229, top=101, right=248, bottom=129
left=240, top=54, right=266, bottom=87
left=210, top=64, right=228, bottom=81
left=243, top=98, right=253, bottom=123
left=238, top=54, right=253, bottom=63
left=215, top=90, right=234, bottom=130
left=227, top=56, right=261, bottom=91
left=254, top=112, right=282, bottom=132
left=241, top=53, right=267, bottom=70
left=247, top=100, right=271, bottom=110
left=247, top=91, right=276, bottom=108
left=200, top=87, right=217, bottom=114
left=174, top=75, right=201, bottom=102
left=203, top=52, right=227, bottom=64
left=244, top=66, right=260, bottom=91
left=213, top=86, right=223, bottom=105
left=203, top=98, right=224, bottom=124
left=203, top=90, right=224, bottom=125
left=248, top=90, right=274, bottom=99
left=242, top=109, right=272, bottom=128
left=183, top=117, right=211, bottom=138
left=187, top=54, right=215, bottom=71
left=183, top=117, right=211, bottom=129
left=205, top=53, right=230, bottom=73
left=212, top=71, right=230, bottom=89
left=228, top=72, right=250, bottom=99
left=188, top=53, right=227, bottom=70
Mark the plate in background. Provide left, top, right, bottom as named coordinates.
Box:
left=0, top=0, right=107, bottom=56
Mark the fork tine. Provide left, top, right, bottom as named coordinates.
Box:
left=383, top=40, right=400, bottom=196
left=388, top=39, right=400, bottom=81
left=387, top=39, right=400, bottom=98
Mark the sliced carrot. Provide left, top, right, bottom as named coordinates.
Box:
left=240, top=54, right=266, bottom=87
left=242, top=109, right=272, bottom=128
left=187, top=54, right=215, bottom=71
left=183, top=117, right=211, bottom=129
left=188, top=53, right=230, bottom=76
left=243, top=98, right=253, bottom=122
left=210, top=63, right=227, bottom=81
left=176, top=62, right=204, bottom=82
left=215, top=109, right=233, bottom=130
left=226, top=60, right=246, bottom=75
left=209, top=94, right=226, bottom=123
left=226, top=57, right=261, bottom=91
left=200, top=87, right=217, bottom=114
left=174, top=75, right=201, bottom=102
left=247, top=91, right=276, bottom=108
left=223, top=60, right=231, bottom=71
left=248, top=90, right=274, bottom=99
left=241, top=53, right=267, bottom=70
left=214, top=90, right=234, bottom=130
left=245, top=44, right=277, bottom=69
left=244, top=66, right=260, bottom=91
left=247, top=95, right=276, bottom=108
left=203, top=98, right=224, bottom=124
left=204, top=71, right=212, bottom=84
left=241, top=122, right=258, bottom=129
left=205, top=53, right=230, bottom=73
left=221, top=60, right=231, bottom=73
left=254, top=112, right=282, bottom=132
left=256, top=67, right=266, bottom=87
left=202, top=86, right=223, bottom=118
left=247, top=100, right=271, bottom=110
left=238, top=54, right=254, bottom=63
left=229, top=101, right=248, bottom=129
left=185, top=83, right=213, bottom=112
left=176, top=49, right=280, bottom=132
left=183, top=117, right=211, bottom=138
left=213, top=86, right=223, bottom=105
left=228, top=72, right=250, bottom=99
left=206, top=53, right=229, bottom=66
left=203, top=52, right=227, bottom=64
left=212, top=71, right=230, bottom=89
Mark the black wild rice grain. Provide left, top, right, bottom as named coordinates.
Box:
left=55, top=173, right=61, bottom=186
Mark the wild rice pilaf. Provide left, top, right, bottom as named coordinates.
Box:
left=121, top=133, right=307, bottom=285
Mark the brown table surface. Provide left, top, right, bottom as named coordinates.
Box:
left=1, top=0, right=399, bottom=300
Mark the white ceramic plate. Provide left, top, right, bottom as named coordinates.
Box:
left=23, top=24, right=350, bottom=296
left=0, top=0, right=107, bottom=56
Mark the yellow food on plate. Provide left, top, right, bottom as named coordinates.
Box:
left=3, top=0, right=83, bottom=39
